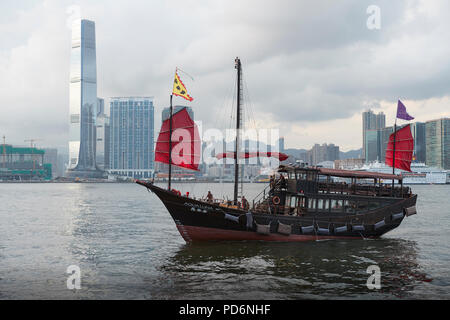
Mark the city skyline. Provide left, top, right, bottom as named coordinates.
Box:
left=1, top=1, right=450, bottom=153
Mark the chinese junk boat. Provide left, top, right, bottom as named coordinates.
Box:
left=136, top=58, right=417, bottom=242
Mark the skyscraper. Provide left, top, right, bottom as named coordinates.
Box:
left=410, top=122, right=426, bottom=163
left=426, top=118, right=450, bottom=169
left=43, top=148, right=58, bottom=178
left=364, top=126, right=394, bottom=163
left=307, top=143, right=340, bottom=165
left=379, top=126, right=394, bottom=163
left=67, top=19, right=102, bottom=177
left=278, top=137, right=285, bottom=153
left=96, top=98, right=110, bottom=170
left=109, top=97, right=155, bottom=178
left=162, top=105, right=194, bottom=122
left=362, top=110, right=385, bottom=161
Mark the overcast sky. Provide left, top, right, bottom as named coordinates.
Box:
left=1, top=0, right=449, bottom=153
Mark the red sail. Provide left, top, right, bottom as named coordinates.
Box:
left=216, top=151, right=289, bottom=161
left=385, top=124, right=414, bottom=172
left=155, top=108, right=201, bottom=171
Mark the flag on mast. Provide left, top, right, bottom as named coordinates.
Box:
left=172, top=71, right=194, bottom=101
left=396, top=100, right=414, bottom=120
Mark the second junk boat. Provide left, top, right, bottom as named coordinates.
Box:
left=136, top=58, right=417, bottom=242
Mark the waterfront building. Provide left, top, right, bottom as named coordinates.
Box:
left=96, top=98, right=110, bottom=170
left=379, top=126, right=394, bottom=163
left=67, top=19, right=103, bottom=178
left=426, top=118, right=450, bottom=169
left=364, top=129, right=379, bottom=162
left=0, top=144, right=51, bottom=180
left=362, top=110, right=385, bottom=160
left=109, top=97, right=155, bottom=178
left=334, top=158, right=365, bottom=170
left=43, top=148, right=58, bottom=178
left=410, top=122, right=426, bottom=163
left=307, top=143, right=339, bottom=165
left=162, top=105, right=194, bottom=122
left=278, top=137, right=285, bottom=154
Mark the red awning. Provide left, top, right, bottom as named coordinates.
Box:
left=215, top=151, right=289, bottom=161
left=318, top=168, right=402, bottom=180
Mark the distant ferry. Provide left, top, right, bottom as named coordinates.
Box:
left=254, top=174, right=270, bottom=183
left=356, top=161, right=449, bottom=184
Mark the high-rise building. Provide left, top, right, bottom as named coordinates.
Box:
left=162, top=105, right=194, bottom=122
left=426, top=118, right=450, bottom=169
left=43, top=148, right=58, bottom=178
left=67, top=19, right=102, bottom=178
left=278, top=137, right=285, bottom=154
left=379, top=126, right=394, bottom=163
left=364, top=126, right=394, bottom=163
left=364, top=129, right=379, bottom=162
left=362, top=110, right=385, bottom=161
left=307, top=143, right=339, bottom=165
left=96, top=98, right=110, bottom=170
left=410, top=122, right=426, bottom=163
left=109, top=97, right=155, bottom=178
left=376, top=112, right=386, bottom=131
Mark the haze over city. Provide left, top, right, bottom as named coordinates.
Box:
left=1, top=0, right=450, bottom=152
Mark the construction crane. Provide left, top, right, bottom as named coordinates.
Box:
left=24, top=138, right=42, bottom=176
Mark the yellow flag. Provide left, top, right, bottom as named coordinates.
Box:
left=172, top=72, right=193, bottom=101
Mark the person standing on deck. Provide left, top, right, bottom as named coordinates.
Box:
left=241, top=196, right=249, bottom=210
left=207, top=191, right=214, bottom=203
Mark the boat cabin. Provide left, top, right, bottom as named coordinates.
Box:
left=252, top=164, right=412, bottom=216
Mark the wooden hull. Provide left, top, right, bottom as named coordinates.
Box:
left=137, top=181, right=417, bottom=243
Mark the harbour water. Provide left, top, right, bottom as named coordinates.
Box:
left=0, top=182, right=449, bottom=299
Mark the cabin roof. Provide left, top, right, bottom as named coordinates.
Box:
left=278, top=165, right=402, bottom=181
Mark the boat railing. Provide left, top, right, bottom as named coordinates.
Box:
left=317, top=181, right=410, bottom=198
left=252, top=178, right=284, bottom=209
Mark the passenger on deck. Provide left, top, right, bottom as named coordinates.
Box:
left=206, top=191, right=214, bottom=203
left=269, top=175, right=275, bottom=196
left=241, top=196, right=249, bottom=210
left=279, top=174, right=287, bottom=189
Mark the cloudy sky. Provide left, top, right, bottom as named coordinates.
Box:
left=1, top=0, right=449, bottom=153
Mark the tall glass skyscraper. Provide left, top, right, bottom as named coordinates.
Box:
left=362, top=110, right=385, bottom=162
left=67, top=19, right=102, bottom=177
left=109, top=97, right=155, bottom=178
left=426, top=118, right=450, bottom=169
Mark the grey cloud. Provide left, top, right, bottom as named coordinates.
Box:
left=1, top=0, right=449, bottom=151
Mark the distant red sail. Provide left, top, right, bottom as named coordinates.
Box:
left=385, top=124, right=414, bottom=172
left=155, top=108, right=201, bottom=171
left=216, top=151, right=289, bottom=161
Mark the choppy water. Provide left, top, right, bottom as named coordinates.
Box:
left=0, top=182, right=449, bottom=299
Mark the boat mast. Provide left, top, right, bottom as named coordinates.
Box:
left=391, top=117, right=397, bottom=194
left=168, top=94, right=173, bottom=190
left=234, top=57, right=242, bottom=204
